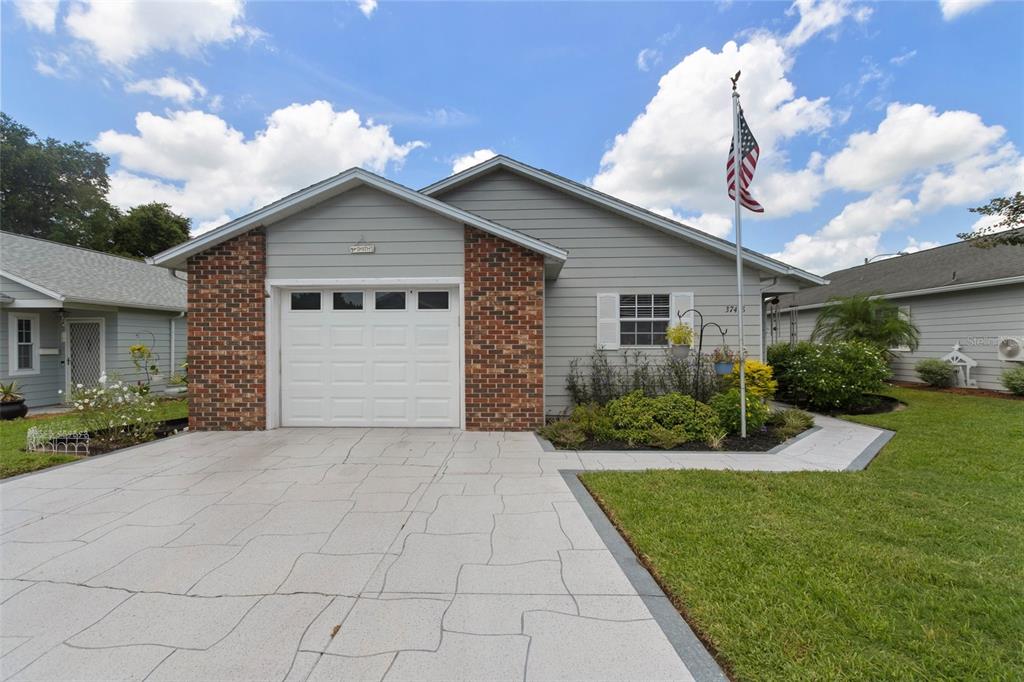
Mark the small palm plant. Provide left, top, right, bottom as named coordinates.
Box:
left=811, top=294, right=920, bottom=353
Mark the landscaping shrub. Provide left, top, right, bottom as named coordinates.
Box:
left=727, top=358, right=777, bottom=399
left=1001, top=366, right=1024, bottom=396
left=605, top=391, right=721, bottom=447
left=68, top=375, right=158, bottom=445
left=571, top=403, right=616, bottom=443
left=537, top=420, right=587, bottom=449
left=709, top=389, right=771, bottom=435
left=565, top=349, right=719, bottom=406
left=915, top=358, right=957, bottom=388
left=767, top=408, right=815, bottom=440
left=768, top=340, right=890, bottom=412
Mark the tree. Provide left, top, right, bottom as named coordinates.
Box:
left=1, top=113, right=112, bottom=244
left=92, top=203, right=192, bottom=258
left=811, top=294, right=920, bottom=354
left=956, top=192, right=1024, bottom=247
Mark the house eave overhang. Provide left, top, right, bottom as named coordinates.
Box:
left=149, top=168, right=569, bottom=272
left=422, top=155, right=826, bottom=287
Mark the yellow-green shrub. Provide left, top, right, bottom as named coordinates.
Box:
left=728, top=359, right=777, bottom=399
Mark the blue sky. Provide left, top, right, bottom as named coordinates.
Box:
left=3, top=0, right=1022, bottom=273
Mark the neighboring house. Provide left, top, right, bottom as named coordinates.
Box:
left=150, top=155, right=824, bottom=431
left=0, top=233, right=188, bottom=408
left=772, top=237, right=1024, bottom=392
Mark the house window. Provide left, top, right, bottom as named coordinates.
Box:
left=8, top=313, right=40, bottom=376
left=375, top=291, right=406, bottom=310
left=889, top=305, right=912, bottom=352
left=619, top=294, right=670, bottom=346
left=290, top=292, right=321, bottom=310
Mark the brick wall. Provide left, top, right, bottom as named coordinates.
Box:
left=187, top=229, right=266, bottom=430
left=463, top=226, right=545, bottom=430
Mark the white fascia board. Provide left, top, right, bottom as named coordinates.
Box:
left=779, top=274, right=1024, bottom=313
left=149, top=168, right=567, bottom=270
left=0, top=270, right=65, bottom=301
left=422, top=156, right=826, bottom=287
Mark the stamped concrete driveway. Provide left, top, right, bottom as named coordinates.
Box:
left=1, top=428, right=696, bottom=681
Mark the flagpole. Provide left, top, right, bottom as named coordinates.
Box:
left=731, top=74, right=748, bottom=438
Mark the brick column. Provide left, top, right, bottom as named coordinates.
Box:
left=463, top=226, right=545, bottom=430
left=186, top=229, right=266, bottom=430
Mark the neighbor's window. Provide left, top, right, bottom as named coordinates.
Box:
left=375, top=291, right=406, bottom=310
left=8, top=313, right=39, bottom=375
left=418, top=291, right=449, bottom=310
left=290, top=292, right=321, bottom=310
left=333, top=292, right=363, bottom=310
left=619, top=294, right=670, bottom=346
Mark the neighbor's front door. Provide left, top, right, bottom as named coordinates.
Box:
left=66, top=319, right=105, bottom=392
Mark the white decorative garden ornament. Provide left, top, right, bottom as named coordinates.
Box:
left=939, top=344, right=978, bottom=388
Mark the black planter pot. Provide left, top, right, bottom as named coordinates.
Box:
left=0, top=399, right=28, bottom=420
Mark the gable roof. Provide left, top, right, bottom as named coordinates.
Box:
left=779, top=232, right=1024, bottom=309
left=1, top=233, right=186, bottom=311
left=421, top=155, right=827, bottom=286
left=149, top=167, right=568, bottom=274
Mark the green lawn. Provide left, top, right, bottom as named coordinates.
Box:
left=581, top=388, right=1024, bottom=680
left=0, top=399, right=187, bottom=479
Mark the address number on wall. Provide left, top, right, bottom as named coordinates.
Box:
left=724, top=305, right=749, bottom=313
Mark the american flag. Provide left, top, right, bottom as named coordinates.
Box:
left=726, top=105, right=764, bottom=213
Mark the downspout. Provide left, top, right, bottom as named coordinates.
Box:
left=170, top=311, right=185, bottom=376
left=759, top=277, right=778, bottom=352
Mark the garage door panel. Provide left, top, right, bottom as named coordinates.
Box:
left=282, top=287, right=460, bottom=428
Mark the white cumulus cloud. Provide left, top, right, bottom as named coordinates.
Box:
left=592, top=36, right=832, bottom=223
left=96, top=101, right=424, bottom=228
left=357, top=0, right=378, bottom=18
left=451, top=149, right=497, bottom=174
left=782, top=0, right=872, bottom=49
left=65, top=0, right=261, bottom=66
left=124, top=76, right=208, bottom=105
left=939, top=0, right=994, bottom=21
left=14, top=0, right=59, bottom=32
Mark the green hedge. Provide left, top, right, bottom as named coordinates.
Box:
left=768, top=340, right=889, bottom=412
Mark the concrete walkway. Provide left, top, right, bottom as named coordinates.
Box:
left=0, top=416, right=889, bottom=681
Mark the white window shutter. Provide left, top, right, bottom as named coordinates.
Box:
left=671, top=292, right=695, bottom=332
left=596, top=293, right=620, bottom=350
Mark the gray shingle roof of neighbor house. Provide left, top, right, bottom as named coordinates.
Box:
left=779, top=231, right=1024, bottom=309
left=0, top=232, right=187, bottom=311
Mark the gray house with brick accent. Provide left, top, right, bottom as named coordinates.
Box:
left=150, top=156, right=824, bottom=431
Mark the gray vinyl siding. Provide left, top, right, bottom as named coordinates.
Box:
left=790, top=284, right=1024, bottom=392
left=265, top=185, right=464, bottom=280
left=438, top=169, right=768, bottom=416
left=0, top=306, right=188, bottom=408
left=0, top=309, right=62, bottom=407
left=1, top=276, right=52, bottom=301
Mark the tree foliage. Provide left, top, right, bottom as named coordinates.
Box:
left=956, top=192, right=1024, bottom=247
left=0, top=113, right=191, bottom=258
left=811, top=294, right=920, bottom=353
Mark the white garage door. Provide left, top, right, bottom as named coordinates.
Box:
left=281, top=287, right=461, bottom=427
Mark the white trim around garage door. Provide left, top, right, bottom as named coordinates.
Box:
left=264, top=277, right=466, bottom=430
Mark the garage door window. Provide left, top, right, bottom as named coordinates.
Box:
left=333, top=292, right=363, bottom=310
left=290, top=292, right=321, bottom=311
left=418, top=291, right=449, bottom=310
left=375, top=291, right=406, bottom=310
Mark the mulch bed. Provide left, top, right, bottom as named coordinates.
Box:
left=46, top=418, right=189, bottom=456
left=889, top=381, right=1023, bottom=401
left=577, top=428, right=788, bottom=453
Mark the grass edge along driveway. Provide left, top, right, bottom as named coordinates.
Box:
left=0, top=399, right=187, bottom=479
left=581, top=387, right=1024, bottom=681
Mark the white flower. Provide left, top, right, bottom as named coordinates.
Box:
left=76, top=383, right=83, bottom=389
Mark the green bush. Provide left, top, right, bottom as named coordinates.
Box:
left=768, top=340, right=890, bottom=412
left=709, top=389, right=771, bottom=435
left=537, top=420, right=587, bottom=449
left=915, top=358, right=957, bottom=388
left=571, top=403, right=616, bottom=442
left=605, top=391, right=721, bottom=447
left=1001, top=366, right=1024, bottom=396
left=767, top=408, right=815, bottom=440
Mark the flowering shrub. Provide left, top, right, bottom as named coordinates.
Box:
left=768, top=340, right=890, bottom=412
left=727, top=358, right=777, bottom=399
left=68, top=375, right=158, bottom=444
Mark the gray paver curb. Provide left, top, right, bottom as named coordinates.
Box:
left=559, top=470, right=729, bottom=682
left=844, top=428, right=895, bottom=471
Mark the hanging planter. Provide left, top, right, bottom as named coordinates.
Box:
left=714, top=360, right=733, bottom=375
left=666, top=323, right=694, bottom=360
left=710, top=347, right=736, bottom=375
left=671, top=344, right=691, bottom=360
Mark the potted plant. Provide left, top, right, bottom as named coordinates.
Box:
left=710, top=347, right=736, bottom=375
left=665, top=323, right=694, bottom=359
left=0, top=381, right=28, bottom=420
